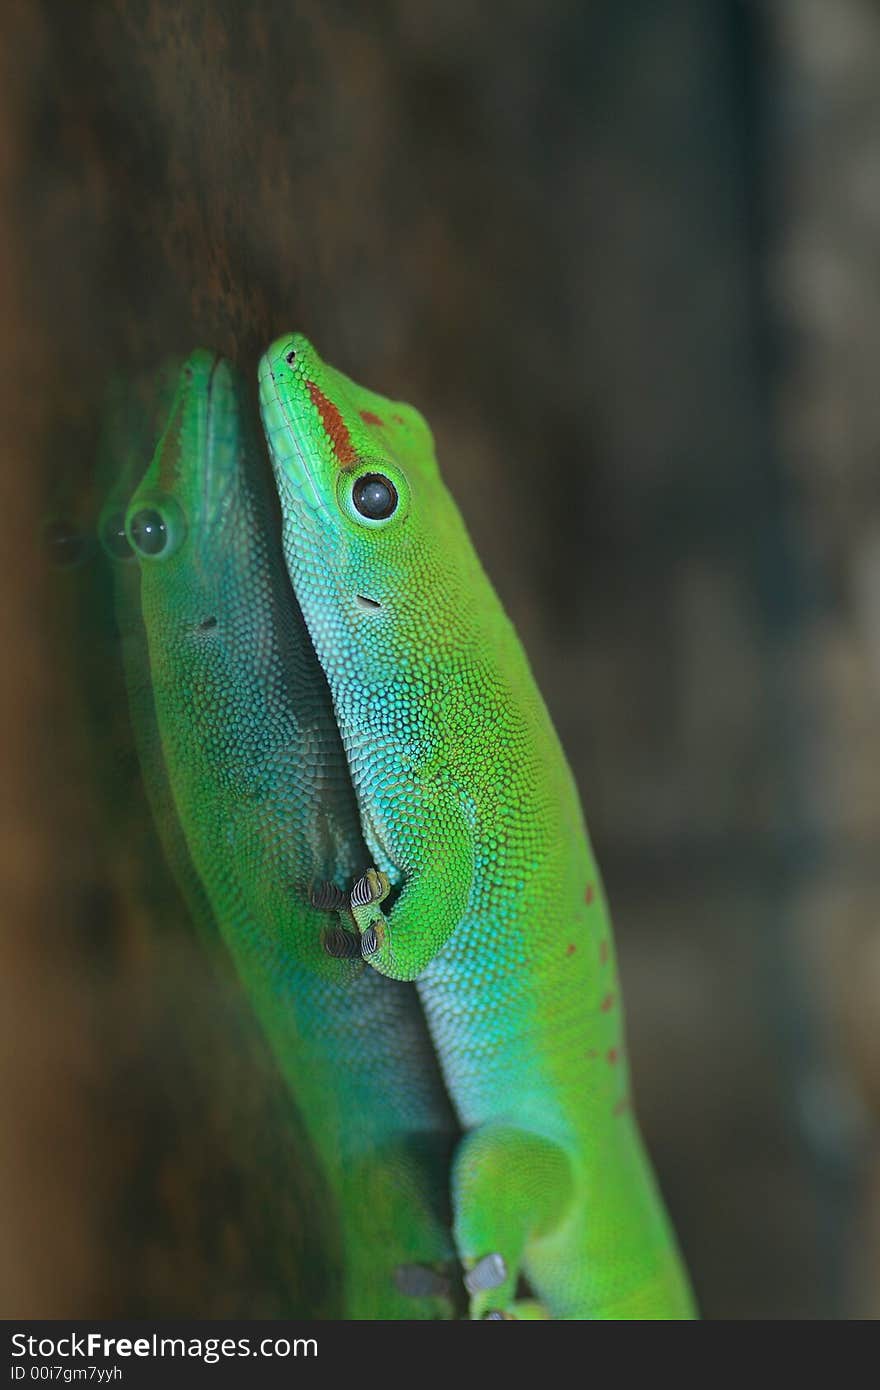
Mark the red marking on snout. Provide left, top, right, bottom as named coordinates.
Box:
left=392, top=413, right=405, bottom=425
left=360, top=409, right=384, bottom=427
left=599, top=992, right=615, bottom=1013
left=584, top=883, right=595, bottom=905
left=566, top=943, right=576, bottom=957
left=613, top=1096, right=631, bottom=1116
left=607, top=1048, right=619, bottom=1065
left=307, top=381, right=357, bottom=466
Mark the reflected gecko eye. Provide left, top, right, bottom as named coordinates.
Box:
left=100, top=509, right=134, bottom=561
left=352, top=474, right=398, bottom=520
left=42, top=518, right=86, bottom=568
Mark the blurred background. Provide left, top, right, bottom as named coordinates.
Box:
left=2, top=0, right=879, bottom=1320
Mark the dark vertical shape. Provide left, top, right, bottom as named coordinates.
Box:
left=727, top=0, right=861, bottom=1317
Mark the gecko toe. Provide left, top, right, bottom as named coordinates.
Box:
left=322, top=925, right=361, bottom=959
left=465, top=1252, right=508, bottom=1294
left=351, top=868, right=390, bottom=908
left=310, top=880, right=347, bottom=911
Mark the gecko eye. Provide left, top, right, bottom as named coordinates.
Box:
left=42, top=518, right=86, bottom=568
left=340, top=463, right=408, bottom=527
left=129, top=508, right=168, bottom=555
left=285, top=348, right=297, bottom=365
left=352, top=474, right=398, bottom=520
left=126, top=495, right=186, bottom=560
left=100, top=509, right=134, bottom=561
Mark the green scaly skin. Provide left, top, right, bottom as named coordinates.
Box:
left=95, top=363, right=221, bottom=942
left=126, top=350, right=459, bottom=1319
left=95, top=368, right=344, bottom=1317
left=259, top=334, right=697, bottom=1320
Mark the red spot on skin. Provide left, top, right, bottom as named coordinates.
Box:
left=584, top=883, right=595, bottom=905
left=599, top=940, right=609, bottom=965
left=607, top=1048, right=619, bottom=1065
left=599, top=992, right=615, bottom=1013
left=359, top=409, right=384, bottom=427
left=307, top=381, right=357, bottom=465
left=566, top=943, right=576, bottom=957
left=613, top=1096, right=631, bottom=1116
left=392, top=413, right=405, bottom=425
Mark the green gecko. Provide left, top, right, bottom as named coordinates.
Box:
left=125, top=350, right=460, bottom=1319
left=95, top=363, right=222, bottom=942
left=94, top=367, right=340, bottom=1315
left=259, top=334, right=697, bottom=1320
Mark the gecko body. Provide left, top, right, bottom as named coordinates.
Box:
left=259, top=335, right=695, bottom=1319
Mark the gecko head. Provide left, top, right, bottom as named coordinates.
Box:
left=124, top=350, right=243, bottom=571
left=125, top=350, right=284, bottom=651
left=258, top=333, right=465, bottom=645
left=258, top=333, right=434, bottom=519
left=96, top=358, right=183, bottom=567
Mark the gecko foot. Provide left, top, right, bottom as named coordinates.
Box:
left=360, top=923, right=383, bottom=958
left=350, top=869, right=389, bottom=960
left=465, top=1252, right=507, bottom=1294
left=351, top=867, right=390, bottom=908
left=322, top=925, right=361, bottom=959
left=310, top=880, right=347, bottom=911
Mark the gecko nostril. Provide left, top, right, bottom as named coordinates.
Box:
left=197, top=615, right=218, bottom=631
